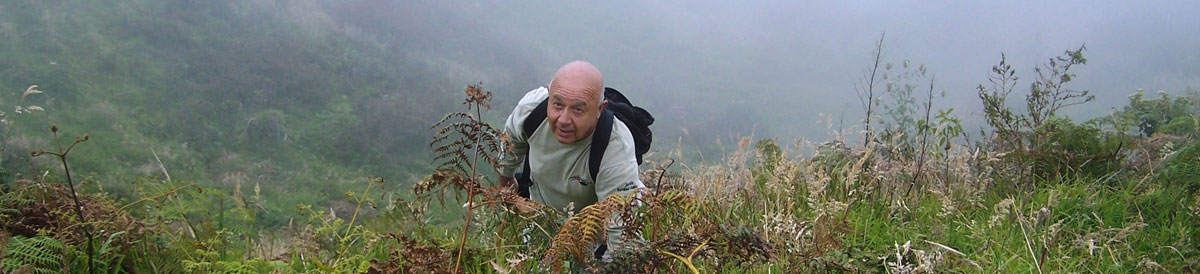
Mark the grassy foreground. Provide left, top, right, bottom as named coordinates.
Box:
left=2, top=84, right=1198, bottom=273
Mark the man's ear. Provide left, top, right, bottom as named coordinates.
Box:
left=598, top=100, right=608, bottom=113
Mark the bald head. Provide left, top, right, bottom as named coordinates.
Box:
left=546, top=61, right=608, bottom=144
left=550, top=61, right=604, bottom=102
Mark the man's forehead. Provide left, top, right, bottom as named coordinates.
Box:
left=550, top=93, right=592, bottom=106
left=549, top=61, right=603, bottom=103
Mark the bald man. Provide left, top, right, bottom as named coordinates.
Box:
left=498, top=61, right=643, bottom=259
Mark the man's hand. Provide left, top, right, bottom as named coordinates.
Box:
left=498, top=176, right=516, bottom=189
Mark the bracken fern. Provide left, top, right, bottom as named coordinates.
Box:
left=424, top=83, right=510, bottom=272
left=427, top=84, right=505, bottom=182
left=542, top=193, right=632, bottom=273
left=2, top=235, right=64, bottom=274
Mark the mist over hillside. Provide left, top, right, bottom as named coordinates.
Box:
left=1, top=1, right=1199, bottom=272
left=0, top=0, right=1197, bottom=220
left=342, top=0, right=1200, bottom=145
left=312, top=1, right=1200, bottom=163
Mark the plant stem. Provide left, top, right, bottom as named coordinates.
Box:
left=861, top=32, right=885, bottom=147
left=658, top=239, right=708, bottom=274
left=453, top=106, right=486, bottom=273
left=333, top=177, right=376, bottom=264
left=115, top=182, right=197, bottom=213
left=346, top=177, right=376, bottom=231
left=906, top=76, right=936, bottom=197
left=454, top=184, right=475, bottom=273
left=49, top=129, right=94, bottom=274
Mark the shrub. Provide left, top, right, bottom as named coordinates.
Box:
left=1030, top=117, right=1124, bottom=180
left=975, top=46, right=1121, bottom=185
left=1159, top=140, right=1200, bottom=193
left=1160, top=116, right=1198, bottom=136
left=1105, top=89, right=1199, bottom=137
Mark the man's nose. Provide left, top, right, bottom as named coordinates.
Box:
left=555, top=113, right=571, bottom=126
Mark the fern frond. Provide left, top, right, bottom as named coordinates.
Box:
left=431, top=112, right=475, bottom=129
left=431, top=122, right=473, bottom=140
left=1, top=190, right=36, bottom=209
left=443, top=138, right=478, bottom=151
left=430, top=139, right=470, bottom=156
left=416, top=169, right=473, bottom=197
left=542, top=194, right=632, bottom=272
left=479, top=153, right=501, bottom=172
left=432, top=150, right=472, bottom=173
left=475, top=123, right=500, bottom=134
left=432, top=124, right=477, bottom=143
left=427, top=132, right=459, bottom=147
left=2, top=235, right=64, bottom=274
left=425, top=84, right=510, bottom=273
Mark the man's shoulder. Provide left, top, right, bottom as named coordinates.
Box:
left=603, top=117, right=637, bottom=161
left=517, top=87, right=549, bottom=109
left=505, top=87, right=549, bottom=135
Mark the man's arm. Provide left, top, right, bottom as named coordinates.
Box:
left=497, top=87, right=548, bottom=186
left=497, top=110, right=527, bottom=180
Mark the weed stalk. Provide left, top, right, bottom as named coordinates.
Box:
left=454, top=100, right=486, bottom=273
left=906, top=76, right=936, bottom=197
left=32, top=125, right=94, bottom=273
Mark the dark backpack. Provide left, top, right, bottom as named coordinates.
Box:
left=516, top=87, right=654, bottom=198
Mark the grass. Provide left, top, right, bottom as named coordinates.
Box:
left=1, top=116, right=1197, bottom=273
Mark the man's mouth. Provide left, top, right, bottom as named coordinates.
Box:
left=556, top=128, right=573, bottom=139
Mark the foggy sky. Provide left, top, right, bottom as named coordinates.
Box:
left=342, top=0, right=1200, bottom=147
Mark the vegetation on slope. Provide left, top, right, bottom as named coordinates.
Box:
left=0, top=0, right=472, bottom=227
left=2, top=61, right=1198, bottom=272
left=0, top=1, right=1198, bottom=272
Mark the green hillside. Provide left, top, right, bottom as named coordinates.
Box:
left=0, top=0, right=470, bottom=226
left=0, top=0, right=1197, bottom=273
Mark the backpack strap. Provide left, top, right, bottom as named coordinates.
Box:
left=588, top=109, right=615, bottom=183
left=516, top=99, right=549, bottom=198
left=523, top=99, right=549, bottom=138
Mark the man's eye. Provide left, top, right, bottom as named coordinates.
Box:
left=572, top=108, right=583, bottom=114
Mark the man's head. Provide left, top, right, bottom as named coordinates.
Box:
left=547, top=61, right=606, bottom=144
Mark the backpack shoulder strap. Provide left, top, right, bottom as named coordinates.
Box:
left=589, top=109, right=614, bottom=183
left=523, top=99, right=549, bottom=138
left=517, top=99, right=549, bottom=198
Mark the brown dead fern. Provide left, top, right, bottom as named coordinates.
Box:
left=425, top=83, right=509, bottom=273
left=477, top=185, right=542, bottom=215
left=429, top=84, right=505, bottom=179
left=542, top=193, right=632, bottom=272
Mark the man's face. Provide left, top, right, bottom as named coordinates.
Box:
left=547, top=83, right=606, bottom=144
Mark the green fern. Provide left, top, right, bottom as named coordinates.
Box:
left=0, top=189, right=34, bottom=222
left=2, top=235, right=64, bottom=274
left=215, top=261, right=257, bottom=274
left=66, top=231, right=128, bottom=272
left=0, top=207, right=17, bottom=222
left=181, top=259, right=267, bottom=274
